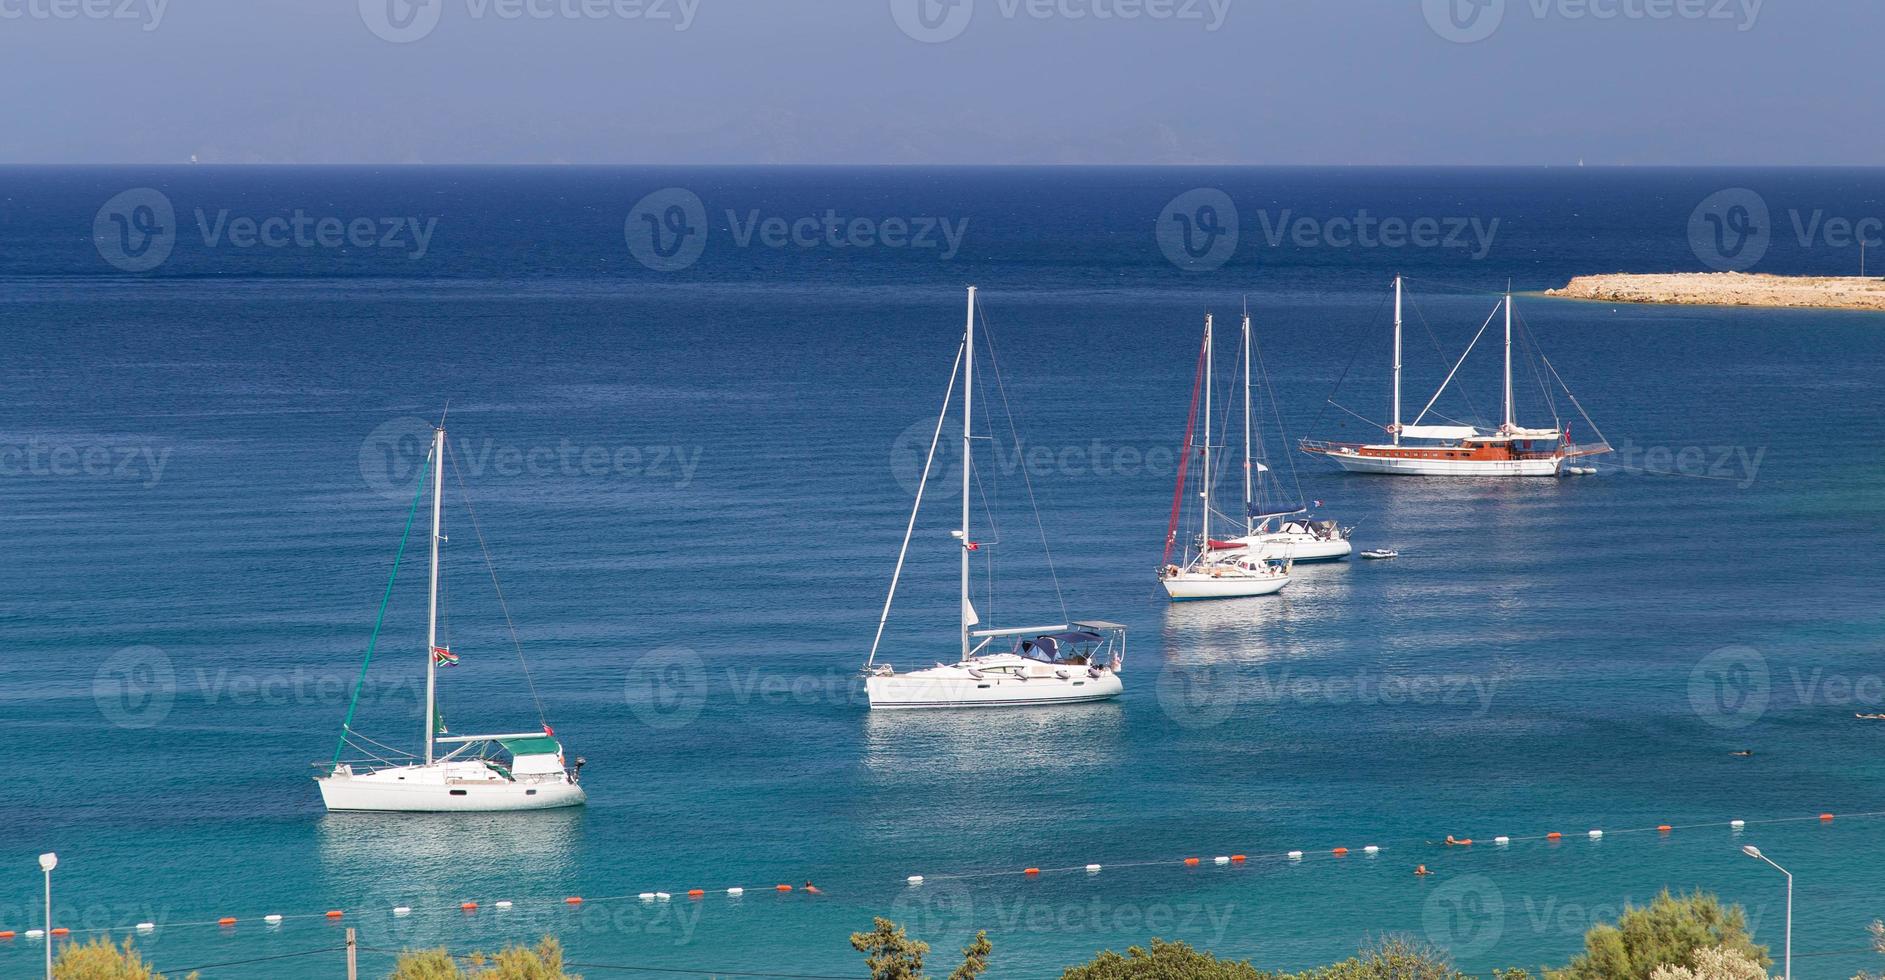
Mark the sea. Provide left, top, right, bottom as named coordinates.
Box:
left=1, top=166, right=1882, bottom=978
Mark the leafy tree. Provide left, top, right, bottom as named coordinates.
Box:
left=949, top=931, right=992, bottom=980
left=1855, top=919, right=1885, bottom=980
left=53, top=937, right=198, bottom=980
left=388, top=937, right=578, bottom=980
left=1293, top=936, right=1474, bottom=980
left=851, top=918, right=931, bottom=980
left=1060, top=938, right=1272, bottom=979
left=1546, top=891, right=1769, bottom=980
left=1648, top=945, right=1770, bottom=980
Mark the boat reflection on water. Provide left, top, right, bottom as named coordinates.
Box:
left=861, top=700, right=1126, bottom=780
left=316, top=807, right=584, bottom=944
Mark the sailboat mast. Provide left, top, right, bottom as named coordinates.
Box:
left=423, top=425, right=444, bottom=766
left=1392, top=276, right=1403, bottom=448
left=1201, top=313, right=1212, bottom=550
left=960, top=286, right=975, bottom=661
left=1242, top=310, right=1253, bottom=536
left=1502, top=285, right=1515, bottom=430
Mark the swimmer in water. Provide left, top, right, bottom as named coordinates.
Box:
left=1414, top=864, right=1433, bottom=876
left=803, top=881, right=823, bottom=895
left=1731, top=750, right=1753, bottom=757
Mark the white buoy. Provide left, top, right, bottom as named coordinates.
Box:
left=906, top=875, right=924, bottom=885
left=135, top=923, right=155, bottom=933
left=264, top=914, right=283, bottom=924
left=655, top=892, right=671, bottom=902
left=727, top=887, right=744, bottom=896
left=1494, top=836, right=1510, bottom=845
left=1287, top=851, right=1303, bottom=861
left=1731, top=819, right=1746, bottom=828
left=1589, top=829, right=1603, bottom=839
left=495, top=901, right=513, bottom=910
left=1214, top=856, right=1230, bottom=865
left=638, top=892, right=656, bottom=901
left=25, top=929, right=45, bottom=939
left=1085, top=864, right=1102, bottom=873
left=393, top=907, right=411, bottom=917
left=1364, top=845, right=1380, bottom=854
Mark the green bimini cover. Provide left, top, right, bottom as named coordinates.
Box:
left=499, top=736, right=562, bottom=757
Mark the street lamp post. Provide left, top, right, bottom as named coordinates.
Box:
left=38, top=852, right=57, bottom=980
left=1742, top=845, right=1791, bottom=980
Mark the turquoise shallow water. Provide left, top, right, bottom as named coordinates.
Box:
left=1, top=167, right=1883, bottom=978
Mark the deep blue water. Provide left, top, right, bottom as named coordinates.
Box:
left=1, top=167, right=1883, bottom=978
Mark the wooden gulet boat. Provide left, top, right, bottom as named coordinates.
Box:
left=1301, top=277, right=1610, bottom=477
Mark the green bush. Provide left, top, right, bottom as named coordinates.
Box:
left=388, top=936, right=578, bottom=980
left=53, top=937, right=196, bottom=980
left=1545, top=891, right=1768, bottom=980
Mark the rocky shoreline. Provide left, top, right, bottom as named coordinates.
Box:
left=1546, top=272, right=1885, bottom=311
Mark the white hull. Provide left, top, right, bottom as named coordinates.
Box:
left=1161, top=571, right=1290, bottom=600
left=866, top=666, right=1122, bottom=709
left=1230, top=535, right=1352, bottom=562
left=317, top=764, right=586, bottom=812
left=1324, top=450, right=1563, bottom=477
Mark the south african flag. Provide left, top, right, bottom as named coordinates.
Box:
left=431, top=645, right=459, bottom=667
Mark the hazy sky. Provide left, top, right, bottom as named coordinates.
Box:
left=2, top=0, right=1878, bottom=165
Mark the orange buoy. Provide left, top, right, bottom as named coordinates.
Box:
left=1230, top=854, right=1246, bottom=863
left=1658, top=824, right=1673, bottom=833
left=687, top=889, right=705, bottom=898
left=0, top=930, right=14, bottom=939
left=1546, top=832, right=1563, bottom=840
left=1023, top=867, right=1040, bottom=875
left=325, top=910, right=344, bottom=919
left=50, top=928, right=70, bottom=937
left=565, top=897, right=584, bottom=905
left=775, top=884, right=793, bottom=892
left=1183, top=857, right=1200, bottom=866
left=1820, top=813, right=1835, bottom=821
left=460, top=902, right=478, bottom=912
left=218, top=917, right=237, bottom=927
left=1331, top=847, right=1349, bottom=856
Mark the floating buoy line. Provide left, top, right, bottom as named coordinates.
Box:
left=3, top=809, right=1876, bottom=946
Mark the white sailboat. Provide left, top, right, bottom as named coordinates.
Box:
left=317, top=424, right=586, bottom=812
left=1159, top=312, right=1293, bottom=600
left=1301, top=278, right=1610, bottom=476
left=1218, top=308, right=1353, bottom=563
left=863, top=287, right=1127, bottom=709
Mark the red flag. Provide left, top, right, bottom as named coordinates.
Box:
left=965, top=541, right=980, bottom=551
left=542, top=723, right=555, bottom=736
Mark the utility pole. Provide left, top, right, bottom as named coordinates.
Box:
left=346, top=926, right=358, bottom=980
